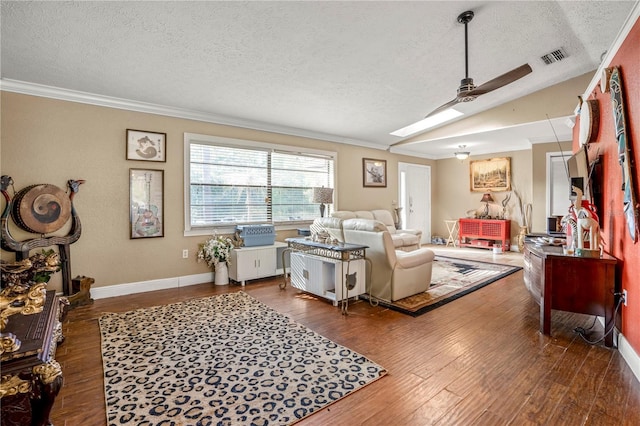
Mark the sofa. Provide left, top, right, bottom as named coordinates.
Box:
left=309, top=217, right=435, bottom=302
left=331, top=210, right=422, bottom=251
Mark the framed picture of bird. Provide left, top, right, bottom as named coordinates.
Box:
left=126, top=129, right=166, bottom=162
left=363, top=158, right=387, bottom=188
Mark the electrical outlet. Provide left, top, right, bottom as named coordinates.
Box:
left=182, top=249, right=189, bottom=259
left=622, top=289, right=628, bottom=306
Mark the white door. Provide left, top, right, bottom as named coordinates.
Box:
left=398, top=162, right=431, bottom=244
left=547, top=151, right=572, bottom=217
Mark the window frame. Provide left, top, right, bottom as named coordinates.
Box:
left=184, top=133, right=337, bottom=236
left=546, top=150, right=572, bottom=218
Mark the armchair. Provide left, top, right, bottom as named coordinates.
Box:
left=342, top=218, right=434, bottom=302
left=371, top=209, right=422, bottom=249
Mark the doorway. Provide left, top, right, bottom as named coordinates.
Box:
left=546, top=151, right=572, bottom=216
left=398, top=162, right=431, bottom=244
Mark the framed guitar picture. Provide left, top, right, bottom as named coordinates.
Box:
left=130, top=168, right=164, bottom=239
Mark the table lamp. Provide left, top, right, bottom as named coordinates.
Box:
left=313, top=187, right=333, bottom=217
left=480, top=192, right=494, bottom=218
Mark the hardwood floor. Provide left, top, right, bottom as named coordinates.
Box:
left=51, top=247, right=640, bottom=425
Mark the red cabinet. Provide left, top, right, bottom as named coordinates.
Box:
left=458, top=218, right=511, bottom=250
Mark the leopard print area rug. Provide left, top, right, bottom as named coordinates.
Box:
left=99, top=291, right=386, bottom=425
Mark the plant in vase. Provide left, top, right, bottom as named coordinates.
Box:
left=197, top=234, right=234, bottom=285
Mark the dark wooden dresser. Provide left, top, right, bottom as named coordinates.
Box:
left=1, top=291, right=65, bottom=426
left=523, top=243, right=618, bottom=346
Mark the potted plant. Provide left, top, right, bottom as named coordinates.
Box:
left=197, top=234, right=234, bottom=285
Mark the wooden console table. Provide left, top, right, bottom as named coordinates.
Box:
left=523, top=243, right=618, bottom=346
left=1, top=291, right=65, bottom=426
left=458, top=218, right=511, bottom=250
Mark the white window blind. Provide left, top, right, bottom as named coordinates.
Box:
left=186, top=134, right=335, bottom=231
left=271, top=151, right=334, bottom=222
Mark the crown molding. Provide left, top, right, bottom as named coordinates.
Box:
left=0, top=78, right=383, bottom=151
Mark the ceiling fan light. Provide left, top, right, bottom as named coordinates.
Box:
left=454, top=145, right=470, bottom=160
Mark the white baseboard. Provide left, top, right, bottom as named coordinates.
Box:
left=618, top=333, right=640, bottom=384
left=91, top=272, right=213, bottom=300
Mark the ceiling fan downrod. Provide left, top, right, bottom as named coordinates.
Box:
left=457, top=10, right=476, bottom=97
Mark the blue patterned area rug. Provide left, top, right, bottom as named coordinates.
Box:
left=382, top=255, right=522, bottom=317
left=99, top=291, right=386, bottom=425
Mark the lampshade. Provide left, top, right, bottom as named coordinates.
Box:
left=480, top=193, right=494, bottom=203
left=454, top=144, right=470, bottom=160
left=312, top=187, right=333, bottom=204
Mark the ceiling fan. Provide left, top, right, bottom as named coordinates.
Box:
left=426, top=10, right=532, bottom=118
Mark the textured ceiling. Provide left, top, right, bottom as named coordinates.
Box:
left=1, top=1, right=637, bottom=158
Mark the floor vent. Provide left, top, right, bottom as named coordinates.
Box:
left=540, top=48, right=568, bottom=65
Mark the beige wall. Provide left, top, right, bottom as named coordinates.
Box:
left=0, top=92, right=434, bottom=292
left=0, top=92, right=573, bottom=292
left=433, top=150, right=531, bottom=245
left=432, top=141, right=573, bottom=244
left=531, top=141, right=573, bottom=233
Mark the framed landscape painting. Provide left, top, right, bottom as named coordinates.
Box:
left=470, top=157, right=511, bottom=192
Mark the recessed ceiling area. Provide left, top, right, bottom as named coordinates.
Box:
left=1, top=1, right=636, bottom=158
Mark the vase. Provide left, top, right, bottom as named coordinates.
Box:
left=517, top=226, right=529, bottom=253
left=214, top=262, right=229, bottom=285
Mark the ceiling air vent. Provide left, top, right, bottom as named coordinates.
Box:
left=540, top=48, right=568, bottom=65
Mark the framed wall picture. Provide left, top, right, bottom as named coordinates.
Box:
left=363, top=158, right=387, bottom=187
left=470, top=157, right=511, bottom=192
left=130, top=168, right=164, bottom=239
left=126, top=129, right=166, bottom=162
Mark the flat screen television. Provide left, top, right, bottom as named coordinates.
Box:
left=567, top=144, right=592, bottom=201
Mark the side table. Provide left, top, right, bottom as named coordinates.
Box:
left=281, top=237, right=367, bottom=314
left=444, top=220, right=458, bottom=247
left=229, top=241, right=288, bottom=286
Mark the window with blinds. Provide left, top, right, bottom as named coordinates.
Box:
left=186, top=133, right=335, bottom=232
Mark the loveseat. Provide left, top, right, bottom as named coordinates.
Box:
left=331, top=210, right=422, bottom=251
left=309, top=217, right=435, bottom=302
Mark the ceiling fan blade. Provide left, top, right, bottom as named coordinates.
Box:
left=465, top=63, right=532, bottom=97
left=425, top=97, right=461, bottom=118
